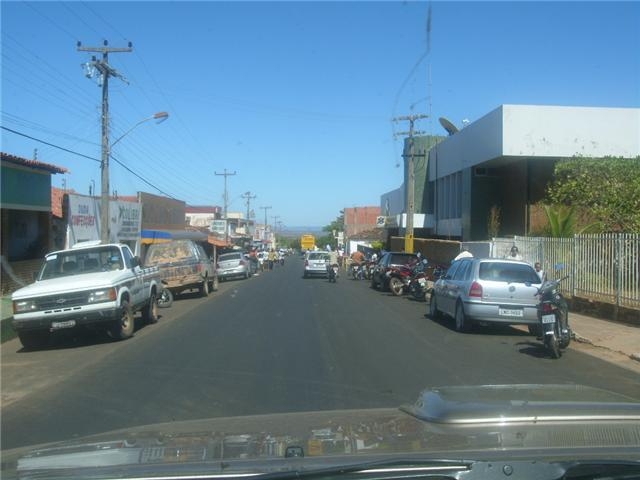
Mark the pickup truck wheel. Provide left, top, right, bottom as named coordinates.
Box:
left=18, top=330, right=48, bottom=350
left=143, top=291, right=159, bottom=324
left=200, top=277, right=210, bottom=297
left=109, top=299, right=135, bottom=340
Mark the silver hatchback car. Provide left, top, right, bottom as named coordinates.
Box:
left=429, top=258, right=542, bottom=332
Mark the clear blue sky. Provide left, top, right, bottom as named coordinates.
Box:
left=2, top=1, right=639, bottom=227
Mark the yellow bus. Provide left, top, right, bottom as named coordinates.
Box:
left=300, top=234, right=316, bottom=252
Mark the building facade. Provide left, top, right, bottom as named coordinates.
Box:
left=382, top=105, right=640, bottom=241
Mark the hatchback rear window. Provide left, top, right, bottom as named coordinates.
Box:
left=479, top=262, right=541, bottom=284
left=308, top=252, right=330, bottom=261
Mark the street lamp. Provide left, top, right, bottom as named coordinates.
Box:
left=100, top=111, right=169, bottom=243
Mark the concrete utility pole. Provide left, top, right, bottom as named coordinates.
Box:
left=241, top=191, right=257, bottom=237
left=215, top=169, right=237, bottom=243
left=393, top=114, right=428, bottom=253
left=260, top=206, right=272, bottom=244
left=78, top=40, right=132, bottom=243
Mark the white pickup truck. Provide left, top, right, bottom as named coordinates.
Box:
left=11, top=241, right=162, bottom=349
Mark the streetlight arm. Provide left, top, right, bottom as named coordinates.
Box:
left=110, top=111, right=169, bottom=148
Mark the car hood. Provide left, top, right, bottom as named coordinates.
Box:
left=3, top=385, right=640, bottom=479
left=11, top=271, right=130, bottom=300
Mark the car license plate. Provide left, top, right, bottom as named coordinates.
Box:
left=51, top=320, right=76, bottom=330
left=541, top=314, right=556, bottom=324
left=498, top=308, right=523, bottom=317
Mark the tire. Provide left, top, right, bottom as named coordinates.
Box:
left=370, top=276, right=378, bottom=290
left=109, top=299, right=135, bottom=340
left=557, top=309, right=571, bottom=348
left=429, top=294, right=441, bottom=319
left=18, top=330, right=48, bottom=350
left=455, top=302, right=471, bottom=333
left=546, top=333, right=561, bottom=359
left=143, top=291, right=159, bottom=324
left=211, top=276, right=219, bottom=292
left=158, top=288, right=173, bottom=308
left=200, top=277, right=210, bottom=297
left=412, top=286, right=425, bottom=301
left=389, top=277, right=404, bottom=296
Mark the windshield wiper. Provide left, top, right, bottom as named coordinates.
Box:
left=250, top=458, right=640, bottom=480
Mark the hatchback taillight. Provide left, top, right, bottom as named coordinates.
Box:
left=469, top=281, right=483, bottom=298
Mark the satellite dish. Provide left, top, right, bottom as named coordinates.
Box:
left=439, top=117, right=459, bottom=136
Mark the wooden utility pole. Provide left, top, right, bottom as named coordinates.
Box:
left=393, top=114, right=428, bottom=253
left=215, top=169, right=237, bottom=243
left=78, top=41, right=132, bottom=243
left=241, top=191, right=257, bottom=237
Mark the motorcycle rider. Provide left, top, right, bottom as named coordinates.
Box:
left=350, top=250, right=365, bottom=279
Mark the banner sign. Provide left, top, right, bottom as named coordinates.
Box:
left=211, top=219, right=227, bottom=235
left=67, top=194, right=141, bottom=246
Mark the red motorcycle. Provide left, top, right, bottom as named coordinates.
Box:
left=387, top=259, right=429, bottom=298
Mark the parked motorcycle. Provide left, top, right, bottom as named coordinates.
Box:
left=536, top=275, right=571, bottom=359
left=408, top=268, right=429, bottom=301
left=157, top=280, right=173, bottom=308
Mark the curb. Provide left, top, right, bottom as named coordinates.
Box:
left=572, top=330, right=640, bottom=363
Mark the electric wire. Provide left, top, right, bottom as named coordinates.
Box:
left=2, top=126, right=177, bottom=199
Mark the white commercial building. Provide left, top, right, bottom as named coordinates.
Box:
left=383, top=104, right=640, bottom=241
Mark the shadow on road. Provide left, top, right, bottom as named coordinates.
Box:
left=516, top=340, right=552, bottom=359
left=423, top=313, right=532, bottom=338
left=15, top=315, right=157, bottom=354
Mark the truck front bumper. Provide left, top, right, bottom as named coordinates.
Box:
left=12, top=304, right=121, bottom=332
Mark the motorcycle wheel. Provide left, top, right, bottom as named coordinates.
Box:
left=558, top=308, right=571, bottom=349
left=158, top=288, right=173, bottom=308
left=546, top=330, right=561, bottom=359
left=412, top=286, right=425, bottom=301
left=389, top=277, right=404, bottom=296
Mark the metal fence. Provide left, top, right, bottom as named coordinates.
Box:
left=479, top=234, right=639, bottom=310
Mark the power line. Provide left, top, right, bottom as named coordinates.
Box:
left=1, top=126, right=100, bottom=163
left=1, top=126, right=176, bottom=199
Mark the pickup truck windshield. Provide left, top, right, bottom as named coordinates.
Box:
left=39, top=246, right=124, bottom=280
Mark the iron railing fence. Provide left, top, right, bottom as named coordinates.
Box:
left=478, top=234, right=639, bottom=310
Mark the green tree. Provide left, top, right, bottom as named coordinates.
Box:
left=546, top=156, right=640, bottom=233
left=323, top=210, right=344, bottom=235
left=542, top=204, right=576, bottom=237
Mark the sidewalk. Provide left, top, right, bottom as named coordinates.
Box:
left=569, top=311, right=640, bottom=363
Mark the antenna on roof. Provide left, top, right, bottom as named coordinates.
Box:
left=438, top=117, right=459, bottom=136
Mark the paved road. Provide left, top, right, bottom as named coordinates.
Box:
left=2, top=256, right=639, bottom=450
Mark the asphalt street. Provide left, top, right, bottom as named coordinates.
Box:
left=2, top=255, right=639, bottom=451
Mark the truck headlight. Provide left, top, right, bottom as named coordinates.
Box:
left=88, top=288, right=117, bottom=304
left=13, top=299, right=37, bottom=314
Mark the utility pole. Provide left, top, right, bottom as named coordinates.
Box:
left=241, top=191, right=257, bottom=238
left=393, top=114, right=428, bottom=253
left=215, top=169, right=237, bottom=243
left=78, top=40, right=132, bottom=243
left=260, top=206, right=272, bottom=246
